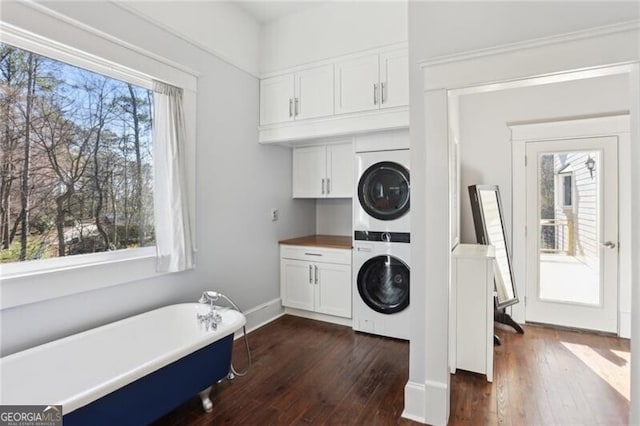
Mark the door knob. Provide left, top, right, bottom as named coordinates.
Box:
left=601, top=241, right=617, bottom=249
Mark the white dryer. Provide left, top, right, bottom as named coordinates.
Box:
left=354, top=149, right=410, bottom=233
left=352, top=231, right=410, bottom=340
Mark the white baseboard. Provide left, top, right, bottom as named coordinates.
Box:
left=284, top=307, right=352, bottom=327
left=620, top=310, right=631, bottom=338
left=234, top=298, right=284, bottom=339
left=402, top=379, right=450, bottom=426
left=233, top=300, right=353, bottom=340
left=402, top=381, right=426, bottom=423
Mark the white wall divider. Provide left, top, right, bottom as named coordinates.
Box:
left=407, top=21, right=639, bottom=425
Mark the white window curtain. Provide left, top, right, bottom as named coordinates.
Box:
left=152, top=81, right=195, bottom=272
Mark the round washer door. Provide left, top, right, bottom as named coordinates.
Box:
left=358, top=161, right=410, bottom=221
left=357, top=255, right=409, bottom=314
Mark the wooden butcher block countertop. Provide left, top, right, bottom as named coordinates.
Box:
left=279, top=234, right=352, bottom=249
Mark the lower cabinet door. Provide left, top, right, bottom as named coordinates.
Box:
left=315, top=263, right=352, bottom=318
left=281, top=259, right=315, bottom=311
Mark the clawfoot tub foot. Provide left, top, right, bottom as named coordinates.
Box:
left=198, top=386, right=213, bottom=413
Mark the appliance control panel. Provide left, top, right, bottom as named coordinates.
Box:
left=354, top=230, right=410, bottom=243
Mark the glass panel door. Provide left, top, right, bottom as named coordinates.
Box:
left=525, top=137, right=618, bottom=333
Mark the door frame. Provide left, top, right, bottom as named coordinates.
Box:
left=408, top=22, right=639, bottom=425
left=511, top=116, right=631, bottom=336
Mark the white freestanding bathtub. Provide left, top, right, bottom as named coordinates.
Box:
left=0, top=303, right=246, bottom=425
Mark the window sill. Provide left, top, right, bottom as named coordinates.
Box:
left=0, top=248, right=165, bottom=310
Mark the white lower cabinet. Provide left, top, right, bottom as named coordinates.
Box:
left=280, top=245, right=351, bottom=318
left=451, top=244, right=496, bottom=382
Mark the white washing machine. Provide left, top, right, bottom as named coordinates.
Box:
left=354, top=149, right=410, bottom=233
left=352, top=231, right=411, bottom=340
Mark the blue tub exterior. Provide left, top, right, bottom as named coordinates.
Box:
left=63, top=333, right=233, bottom=426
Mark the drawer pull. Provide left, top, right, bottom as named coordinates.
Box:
left=304, top=252, right=323, bottom=256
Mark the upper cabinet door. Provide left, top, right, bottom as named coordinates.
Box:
left=326, top=143, right=353, bottom=198
left=295, top=65, right=334, bottom=121
left=379, top=49, right=409, bottom=109
left=260, top=74, right=295, bottom=125
left=334, top=54, right=379, bottom=115
left=293, top=145, right=327, bottom=198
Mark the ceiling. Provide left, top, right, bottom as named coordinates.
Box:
left=235, top=1, right=324, bottom=23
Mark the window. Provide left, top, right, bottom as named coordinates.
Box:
left=0, top=19, right=196, bottom=309
left=0, top=42, right=155, bottom=265
left=560, top=173, right=573, bottom=207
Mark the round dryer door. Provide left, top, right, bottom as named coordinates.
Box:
left=358, top=161, right=410, bottom=221
left=357, top=255, right=409, bottom=314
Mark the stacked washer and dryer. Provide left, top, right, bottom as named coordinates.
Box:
left=352, top=131, right=411, bottom=340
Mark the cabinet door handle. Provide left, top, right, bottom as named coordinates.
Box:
left=326, top=178, right=331, bottom=194
left=289, top=98, right=293, bottom=117
left=314, top=265, right=318, bottom=284
left=321, top=178, right=325, bottom=195
left=381, top=82, right=386, bottom=104
left=295, top=97, right=299, bottom=116
left=309, top=265, right=313, bottom=283
left=373, top=83, right=378, bottom=105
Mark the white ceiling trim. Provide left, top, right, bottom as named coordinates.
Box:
left=112, top=1, right=260, bottom=78
left=421, top=22, right=639, bottom=93
left=420, top=20, right=640, bottom=68
left=17, top=0, right=201, bottom=82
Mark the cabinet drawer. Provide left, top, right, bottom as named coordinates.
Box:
left=280, top=245, right=351, bottom=265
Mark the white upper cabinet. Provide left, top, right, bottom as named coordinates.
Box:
left=260, top=74, right=295, bottom=126
left=292, top=145, right=327, bottom=198
left=326, top=143, right=353, bottom=198
left=334, top=54, right=380, bottom=115
left=295, top=65, right=334, bottom=121
left=258, top=44, right=409, bottom=144
left=260, top=64, right=334, bottom=126
left=292, top=142, right=353, bottom=198
left=334, top=48, right=408, bottom=115
left=380, top=49, right=409, bottom=109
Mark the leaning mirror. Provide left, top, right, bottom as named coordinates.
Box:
left=468, top=185, right=519, bottom=309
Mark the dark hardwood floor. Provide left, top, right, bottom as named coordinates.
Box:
left=450, top=324, right=629, bottom=425
left=153, top=316, right=630, bottom=425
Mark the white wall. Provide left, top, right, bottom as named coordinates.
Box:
left=0, top=1, right=315, bottom=356
left=120, top=1, right=262, bottom=76
left=260, top=1, right=408, bottom=74
left=458, top=75, right=629, bottom=244
left=316, top=199, right=352, bottom=236
left=414, top=1, right=639, bottom=61
left=408, top=2, right=639, bottom=424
